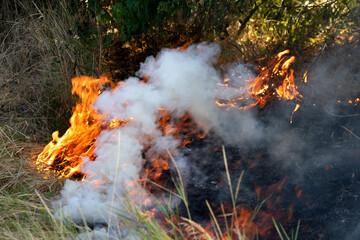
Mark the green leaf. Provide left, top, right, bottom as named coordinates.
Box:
left=89, top=37, right=99, bottom=47
left=207, top=33, right=214, bottom=41
left=103, top=34, right=111, bottom=48
left=88, top=0, right=100, bottom=13
left=102, top=9, right=112, bottom=21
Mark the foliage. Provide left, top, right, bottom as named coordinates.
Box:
left=81, top=0, right=257, bottom=44
left=74, top=0, right=358, bottom=70
left=253, top=0, right=356, bottom=49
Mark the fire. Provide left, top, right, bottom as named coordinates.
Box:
left=35, top=76, right=125, bottom=178
left=303, top=71, right=308, bottom=83
left=141, top=110, right=207, bottom=192
left=35, top=47, right=303, bottom=238
left=216, top=50, right=302, bottom=111
left=290, top=103, right=301, bottom=124
left=337, top=98, right=360, bottom=105
left=176, top=202, right=275, bottom=239
left=36, top=77, right=205, bottom=184
left=36, top=49, right=301, bottom=179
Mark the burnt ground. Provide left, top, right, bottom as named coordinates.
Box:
left=177, top=99, right=360, bottom=240
left=79, top=43, right=360, bottom=239
left=174, top=43, right=360, bottom=240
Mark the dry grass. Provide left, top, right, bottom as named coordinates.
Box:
left=0, top=1, right=94, bottom=238
left=0, top=125, right=70, bottom=239
left=0, top=126, right=62, bottom=197
left=0, top=0, right=100, bottom=137
left=2, top=1, right=353, bottom=239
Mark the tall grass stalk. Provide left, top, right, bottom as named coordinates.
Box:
left=107, top=130, right=122, bottom=239
left=272, top=218, right=300, bottom=240
left=0, top=127, right=299, bottom=240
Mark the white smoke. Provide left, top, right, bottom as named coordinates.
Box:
left=55, top=43, right=262, bottom=231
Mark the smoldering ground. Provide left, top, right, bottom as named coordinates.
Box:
left=168, top=43, right=360, bottom=239
left=51, top=42, right=360, bottom=239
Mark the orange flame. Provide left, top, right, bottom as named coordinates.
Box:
left=216, top=50, right=302, bottom=111
left=141, top=109, right=207, bottom=192
left=35, top=50, right=301, bottom=238
left=175, top=204, right=273, bottom=239
left=35, top=76, right=130, bottom=178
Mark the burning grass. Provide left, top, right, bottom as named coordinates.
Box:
left=0, top=107, right=274, bottom=240
left=3, top=42, right=360, bottom=239
left=0, top=126, right=296, bottom=240
left=74, top=148, right=300, bottom=240
left=29, top=44, right=307, bottom=239
left=35, top=48, right=302, bottom=179
left=1, top=1, right=359, bottom=238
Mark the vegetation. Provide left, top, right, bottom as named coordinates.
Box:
left=0, top=0, right=358, bottom=239
left=0, top=126, right=67, bottom=239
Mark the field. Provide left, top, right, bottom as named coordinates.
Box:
left=0, top=0, right=359, bottom=239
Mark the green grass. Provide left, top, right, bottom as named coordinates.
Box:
left=0, top=1, right=328, bottom=238
left=0, top=124, right=302, bottom=239
left=0, top=127, right=74, bottom=239
left=272, top=218, right=300, bottom=240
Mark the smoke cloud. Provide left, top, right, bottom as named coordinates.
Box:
left=53, top=42, right=360, bottom=239
left=55, top=43, right=261, bottom=227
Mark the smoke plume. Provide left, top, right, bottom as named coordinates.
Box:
left=55, top=43, right=261, bottom=226
left=53, top=42, right=360, bottom=239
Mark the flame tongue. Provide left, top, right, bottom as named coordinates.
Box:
left=36, top=47, right=301, bottom=179
left=35, top=44, right=305, bottom=236
left=36, top=76, right=116, bottom=178
left=216, top=49, right=301, bottom=111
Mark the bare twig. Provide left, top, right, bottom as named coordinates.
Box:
left=303, top=43, right=327, bottom=82
left=341, top=126, right=360, bottom=141
left=322, top=104, right=360, bottom=118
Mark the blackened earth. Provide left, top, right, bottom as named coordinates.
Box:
left=178, top=101, right=360, bottom=240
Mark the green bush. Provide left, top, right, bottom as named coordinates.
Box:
left=77, top=0, right=357, bottom=55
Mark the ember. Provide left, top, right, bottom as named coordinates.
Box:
left=35, top=43, right=360, bottom=239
